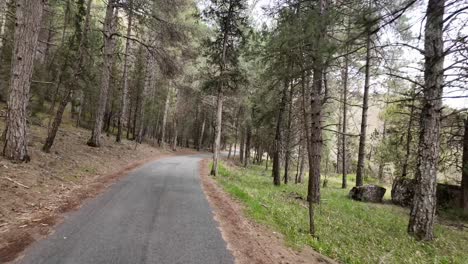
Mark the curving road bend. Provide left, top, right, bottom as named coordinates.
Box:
left=18, top=155, right=233, bottom=264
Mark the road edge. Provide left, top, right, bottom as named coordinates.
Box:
left=199, top=159, right=337, bottom=264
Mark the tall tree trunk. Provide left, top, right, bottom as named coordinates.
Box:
left=87, top=0, right=116, bottom=147
left=137, top=50, right=156, bottom=144
left=408, top=0, right=445, bottom=241
left=239, top=126, right=245, bottom=163
left=341, top=51, right=349, bottom=188
left=2, top=0, right=45, bottom=162
left=160, top=87, right=171, bottom=147
left=211, top=89, right=223, bottom=176
left=284, top=81, right=294, bottom=184
left=273, top=80, right=288, bottom=186
left=198, top=113, right=205, bottom=151
left=355, top=28, right=372, bottom=187
left=116, top=0, right=133, bottom=143
left=244, top=122, right=252, bottom=167
left=462, top=117, right=468, bottom=213
left=401, top=101, right=415, bottom=178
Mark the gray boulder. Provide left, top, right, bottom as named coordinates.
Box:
left=349, top=185, right=386, bottom=203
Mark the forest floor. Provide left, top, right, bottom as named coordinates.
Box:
left=0, top=109, right=195, bottom=262
left=215, top=161, right=468, bottom=264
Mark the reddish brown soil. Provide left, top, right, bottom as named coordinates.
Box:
left=199, top=159, right=337, bottom=264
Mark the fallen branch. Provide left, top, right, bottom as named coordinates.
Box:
left=3, top=177, right=30, bottom=189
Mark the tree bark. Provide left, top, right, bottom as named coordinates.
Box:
left=87, top=0, right=116, bottom=147
left=211, top=89, right=223, bottom=176
left=341, top=49, right=349, bottom=188
left=160, top=87, right=171, bottom=147
left=462, top=117, right=468, bottom=213
left=198, top=113, right=206, bottom=151
left=244, top=121, right=252, bottom=167
left=2, top=0, right=46, bottom=162
left=273, top=80, right=288, bottom=186
left=284, top=80, right=294, bottom=184
left=355, top=28, right=372, bottom=187
left=401, top=101, right=415, bottom=178
left=408, top=0, right=445, bottom=241
left=116, top=0, right=133, bottom=143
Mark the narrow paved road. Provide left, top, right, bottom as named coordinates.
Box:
left=19, top=155, right=234, bottom=264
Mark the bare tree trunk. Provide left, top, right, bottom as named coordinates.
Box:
left=408, top=0, right=445, bottom=241
left=87, top=0, right=116, bottom=147
left=43, top=91, right=71, bottom=152
left=401, top=101, right=415, bottom=178
left=355, top=28, right=372, bottom=187
left=239, top=126, right=245, bottom=163
left=341, top=50, right=349, bottom=188
left=160, top=87, right=171, bottom=147
left=137, top=50, right=156, bottom=144
left=117, top=0, right=133, bottom=143
left=462, top=117, right=468, bottom=213
left=211, top=89, right=223, bottom=176
left=244, top=122, right=251, bottom=167
left=273, top=80, right=288, bottom=186
left=2, top=0, right=45, bottom=162
left=198, top=113, right=205, bottom=151
left=284, top=81, right=294, bottom=184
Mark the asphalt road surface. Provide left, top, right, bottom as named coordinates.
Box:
left=18, top=155, right=234, bottom=264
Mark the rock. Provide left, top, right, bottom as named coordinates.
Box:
left=349, top=185, right=386, bottom=203
left=391, top=178, right=415, bottom=207
left=391, top=178, right=462, bottom=209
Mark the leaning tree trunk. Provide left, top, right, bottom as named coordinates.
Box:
left=355, top=28, right=372, bottom=187
left=211, top=89, right=223, bottom=176
left=87, top=0, right=116, bottom=147
left=408, top=0, right=445, bottom=241
left=116, top=0, right=133, bottom=143
left=2, top=0, right=45, bottom=162
left=461, top=117, right=468, bottom=213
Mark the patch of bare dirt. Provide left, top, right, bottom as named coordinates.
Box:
left=0, top=116, right=197, bottom=263
left=199, top=159, right=337, bottom=264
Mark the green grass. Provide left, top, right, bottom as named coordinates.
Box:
left=215, top=162, right=468, bottom=264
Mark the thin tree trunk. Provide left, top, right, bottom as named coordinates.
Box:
left=2, top=0, right=45, bottom=162
left=355, top=27, right=372, bottom=187
left=341, top=50, right=349, bottom=188
left=211, top=89, right=223, bottom=176
left=462, top=117, right=468, bottom=213
left=137, top=49, right=156, bottom=144
left=244, top=122, right=252, bottom=167
left=284, top=80, right=294, bottom=184
left=273, top=80, right=288, bottom=186
left=160, top=87, right=171, bottom=147
left=87, top=0, right=116, bottom=147
left=408, top=0, right=445, bottom=241
left=198, top=114, right=206, bottom=151
left=401, top=101, right=415, bottom=178
left=42, top=91, right=71, bottom=152
left=117, top=0, right=133, bottom=143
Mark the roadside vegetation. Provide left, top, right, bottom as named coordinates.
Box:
left=216, top=162, right=468, bottom=264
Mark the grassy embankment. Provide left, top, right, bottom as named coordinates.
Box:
left=215, top=162, right=468, bottom=264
